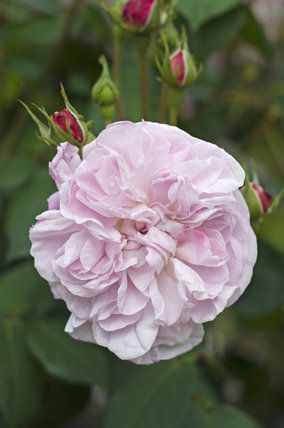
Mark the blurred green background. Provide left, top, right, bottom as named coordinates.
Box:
left=0, top=0, right=284, bottom=427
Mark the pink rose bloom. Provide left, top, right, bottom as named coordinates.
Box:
left=30, top=121, right=257, bottom=364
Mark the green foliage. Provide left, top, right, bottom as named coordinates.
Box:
left=0, top=320, right=42, bottom=428
left=237, top=242, right=284, bottom=319
left=28, top=320, right=108, bottom=387
left=105, top=359, right=215, bottom=428
left=0, top=156, right=34, bottom=193
left=0, top=261, right=55, bottom=317
left=210, top=404, right=261, bottom=428
left=5, top=169, right=55, bottom=261
left=178, top=0, right=241, bottom=31
left=105, top=359, right=260, bottom=428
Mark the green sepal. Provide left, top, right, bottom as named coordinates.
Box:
left=19, top=101, right=52, bottom=147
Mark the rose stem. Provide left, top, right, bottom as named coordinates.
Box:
left=159, top=83, right=168, bottom=123
left=169, top=106, right=178, bottom=126
left=138, top=50, right=149, bottom=120
left=113, top=32, right=125, bottom=120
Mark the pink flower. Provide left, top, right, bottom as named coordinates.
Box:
left=121, top=0, right=156, bottom=28
left=251, top=182, right=273, bottom=213
left=171, top=50, right=187, bottom=87
left=30, top=121, right=257, bottom=364
left=53, top=108, right=84, bottom=143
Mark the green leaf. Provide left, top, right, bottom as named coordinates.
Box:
left=258, top=209, right=284, bottom=257
left=5, top=169, right=55, bottom=261
left=240, top=9, right=271, bottom=57
left=0, top=320, right=41, bottom=428
left=237, top=241, right=284, bottom=318
left=188, top=5, right=248, bottom=60
left=210, top=404, right=260, bottom=428
left=187, top=5, right=270, bottom=60
left=0, top=156, right=34, bottom=194
left=105, top=359, right=215, bottom=428
left=178, top=0, right=241, bottom=31
left=36, top=379, right=90, bottom=427
left=0, top=18, right=61, bottom=49
left=27, top=320, right=108, bottom=388
left=0, top=261, right=56, bottom=318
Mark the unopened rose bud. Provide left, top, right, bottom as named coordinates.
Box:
left=121, top=0, right=156, bottom=29
left=22, top=85, right=94, bottom=148
left=251, top=182, right=273, bottom=214
left=100, top=0, right=175, bottom=34
left=92, top=56, right=118, bottom=124
left=92, top=56, right=118, bottom=106
left=242, top=180, right=273, bottom=220
left=52, top=108, right=83, bottom=143
left=170, top=50, right=187, bottom=87
left=157, top=29, right=202, bottom=89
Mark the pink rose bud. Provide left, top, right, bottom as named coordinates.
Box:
left=122, top=0, right=156, bottom=28
left=52, top=108, right=84, bottom=143
left=251, top=182, right=273, bottom=214
left=157, top=29, right=202, bottom=90
left=170, top=50, right=187, bottom=87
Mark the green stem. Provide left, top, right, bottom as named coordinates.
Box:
left=169, top=106, right=178, bottom=126
left=159, top=83, right=168, bottom=123
left=138, top=49, right=149, bottom=120
left=113, top=33, right=125, bottom=120
left=168, top=88, right=184, bottom=126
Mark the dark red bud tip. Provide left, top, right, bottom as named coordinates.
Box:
left=171, top=50, right=187, bottom=87
left=251, top=182, right=273, bottom=213
left=122, top=0, right=155, bottom=27
left=52, top=108, right=83, bottom=143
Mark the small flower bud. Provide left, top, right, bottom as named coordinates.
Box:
left=22, top=85, right=94, bottom=147
left=170, top=50, right=187, bottom=87
left=92, top=56, right=118, bottom=107
left=251, top=182, right=273, bottom=214
left=242, top=180, right=273, bottom=220
left=100, top=0, right=175, bottom=34
left=157, top=29, right=202, bottom=89
left=121, top=0, right=156, bottom=29
left=52, top=108, right=83, bottom=143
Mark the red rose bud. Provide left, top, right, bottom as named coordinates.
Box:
left=22, top=85, right=93, bottom=147
left=251, top=182, right=273, bottom=214
left=170, top=50, right=187, bottom=87
left=52, top=108, right=84, bottom=143
left=122, top=0, right=156, bottom=28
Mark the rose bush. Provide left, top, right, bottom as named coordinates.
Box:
left=30, top=121, right=257, bottom=364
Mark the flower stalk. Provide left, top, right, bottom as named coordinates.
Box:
left=113, top=27, right=125, bottom=119
left=138, top=47, right=150, bottom=119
